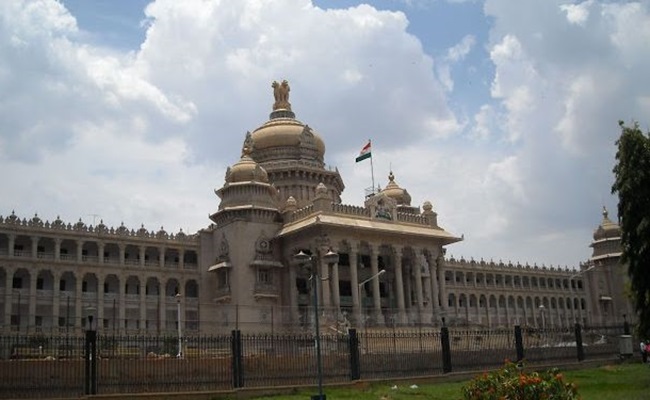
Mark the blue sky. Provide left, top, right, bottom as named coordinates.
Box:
left=2, top=0, right=649, bottom=267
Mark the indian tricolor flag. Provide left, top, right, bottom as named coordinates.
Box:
left=355, top=140, right=372, bottom=162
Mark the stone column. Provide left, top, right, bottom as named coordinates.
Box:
left=54, top=238, right=62, bottom=262
left=179, top=249, right=185, bottom=270
left=140, top=282, right=146, bottom=332
left=139, top=246, right=146, bottom=268
left=437, top=254, right=447, bottom=315
left=414, top=252, right=424, bottom=325
left=76, top=240, right=84, bottom=262
left=119, top=276, right=126, bottom=332
left=52, top=271, right=61, bottom=330
left=7, top=234, right=15, bottom=258
left=75, top=277, right=83, bottom=329
left=159, top=247, right=166, bottom=268
left=158, top=287, right=166, bottom=332
left=369, top=244, right=383, bottom=325
left=4, top=268, right=14, bottom=328
left=404, top=264, right=413, bottom=323
left=318, top=252, right=331, bottom=312
left=349, top=244, right=360, bottom=326
left=393, top=246, right=406, bottom=324
left=428, top=252, right=440, bottom=322
left=289, top=260, right=299, bottom=324
left=98, top=242, right=105, bottom=264
left=96, top=274, right=104, bottom=332
left=31, top=236, right=39, bottom=258
left=331, top=259, right=340, bottom=317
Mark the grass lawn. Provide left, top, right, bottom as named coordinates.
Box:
left=231, top=362, right=648, bottom=400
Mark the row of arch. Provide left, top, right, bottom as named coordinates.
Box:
left=444, top=270, right=584, bottom=291
left=446, top=292, right=587, bottom=328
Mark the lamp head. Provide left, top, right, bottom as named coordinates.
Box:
left=323, top=249, right=339, bottom=265
left=294, top=250, right=311, bottom=264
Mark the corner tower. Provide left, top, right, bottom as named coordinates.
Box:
left=244, top=80, right=345, bottom=208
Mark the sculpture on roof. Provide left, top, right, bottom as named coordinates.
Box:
left=272, top=80, right=291, bottom=110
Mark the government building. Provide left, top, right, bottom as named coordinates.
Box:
left=0, top=81, right=634, bottom=335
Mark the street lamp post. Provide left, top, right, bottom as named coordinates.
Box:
left=357, top=269, right=386, bottom=324
left=176, top=293, right=183, bottom=358
left=294, top=248, right=339, bottom=400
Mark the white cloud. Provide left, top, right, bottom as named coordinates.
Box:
left=560, top=1, right=592, bottom=27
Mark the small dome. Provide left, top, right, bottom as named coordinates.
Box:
left=381, top=171, right=412, bottom=206
left=593, top=207, right=620, bottom=240
left=117, top=222, right=128, bottom=235
left=137, top=224, right=148, bottom=237
left=156, top=226, right=168, bottom=239
left=285, top=196, right=297, bottom=209
left=226, top=147, right=269, bottom=183
left=52, top=215, right=64, bottom=228
left=74, top=218, right=86, bottom=231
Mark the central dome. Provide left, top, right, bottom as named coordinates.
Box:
left=248, top=80, right=325, bottom=165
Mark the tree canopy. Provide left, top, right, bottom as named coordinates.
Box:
left=612, top=121, right=650, bottom=337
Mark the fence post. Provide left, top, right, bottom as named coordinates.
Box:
left=514, top=325, right=524, bottom=362
left=348, top=328, right=360, bottom=380
left=231, top=330, right=243, bottom=388
left=574, top=323, right=584, bottom=361
left=84, top=329, right=97, bottom=395
left=440, top=323, right=452, bottom=373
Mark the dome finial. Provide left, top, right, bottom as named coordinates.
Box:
left=602, top=205, right=609, bottom=220
left=388, top=170, right=395, bottom=182
left=272, top=80, right=291, bottom=111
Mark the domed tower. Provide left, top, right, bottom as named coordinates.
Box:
left=380, top=171, right=418, bottom=214
left=204, top=147, right=284, bottom=331
left=585, top=207, right=632, bottom=326
left=244, top=80, right=345, bottom=208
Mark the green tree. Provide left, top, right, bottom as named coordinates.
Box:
left=612, top=120, right=650, bottom=337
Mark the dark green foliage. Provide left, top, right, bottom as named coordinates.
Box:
left=612, top=120, right=650, bottom=338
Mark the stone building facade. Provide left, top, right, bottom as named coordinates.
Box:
left=0, top=82, right=633, bottom=334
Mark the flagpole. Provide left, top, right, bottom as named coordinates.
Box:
left=369, top=139, right=375, bottom=194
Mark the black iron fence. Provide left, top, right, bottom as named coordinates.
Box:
left=0, top=323, right=629, bottom=399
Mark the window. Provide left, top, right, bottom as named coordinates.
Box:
left=339, top=281, right=352, bottom=296
left=104, top=283, right=109, bottom=293
left=217, top=270, right=229, bottom=289
left=296, top=278, right=309, bottom=294
left=60, top=248, right=68, bottom=255
left=58, top=317, right=66, bottom=327
left=59, top=279, right=66, bottom=291
left=35, top=316, right=43, bottom=326
left=12, top=277, right=22, bottom=289
left=258, top=269, right=272, bottom=284
left=82, top=281, right=87, bottom=292
left=36, top=278, right=44, bottom=290
left=11, top=315, right=20, bottom=326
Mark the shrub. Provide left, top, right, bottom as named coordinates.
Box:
left=462, top=361, right=579, bottom=400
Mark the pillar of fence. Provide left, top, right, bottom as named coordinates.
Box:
left=514, top=325, right=524, bottom=362
left=440, top=321, right=452, bottom=373
left=84, top=327, right=97, bottom=395
left=231, top=330, right=243, bottom=388
left=348, top=328, right=361, bottom=380
left=574, top=323, right=585, bottom=362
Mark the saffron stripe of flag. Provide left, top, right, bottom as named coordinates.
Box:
left=355, top=140, right=372, bottom=162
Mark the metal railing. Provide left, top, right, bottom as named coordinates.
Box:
left=0, top=323, right=629, bottom=399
